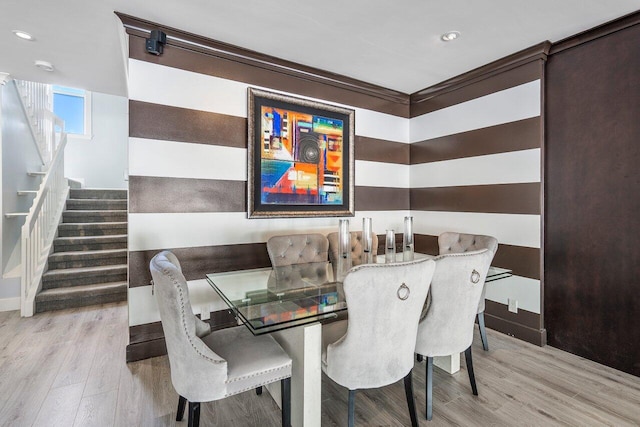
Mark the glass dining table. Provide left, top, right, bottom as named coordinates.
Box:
left=205, top=257, right=511, bottom=336
left=205, top=255, right=512, bottom=427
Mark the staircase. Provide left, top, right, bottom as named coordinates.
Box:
left=35, top=189, right=128, bottom=313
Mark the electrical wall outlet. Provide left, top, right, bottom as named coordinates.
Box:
left=508, top=298, right=518, bottom=313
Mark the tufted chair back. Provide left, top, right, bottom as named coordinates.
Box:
left=415, top=249, right=493, bottom=357
left=438, top=232, right=498, bottom=313
left=323, top=257, right=435, bottom=390
left=266, top=234, right=329, bottom=267
left=150, top=251, right=228, bottom=402
left=438, top=232, right=498, bottom=256
left=327, top=231, right=378, bottom=278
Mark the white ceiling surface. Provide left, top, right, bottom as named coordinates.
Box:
left=1, top=0, right=639, bottom=96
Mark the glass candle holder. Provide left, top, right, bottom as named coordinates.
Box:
left=337, top=219, right=352, bottom=281
left=403, top=216, right=414, bottom=261
left=362, top=217, right=373, bottom=264
left=385, top=229, right=396, bottom=263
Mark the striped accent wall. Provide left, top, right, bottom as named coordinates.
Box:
left=409, top=67, right=544, bottom=344
left=123, top=19, right=547, bottom=354
left=126, top=40, right=411, bottom=330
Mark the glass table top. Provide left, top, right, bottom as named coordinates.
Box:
left=206, top=256, right=512, bottom=335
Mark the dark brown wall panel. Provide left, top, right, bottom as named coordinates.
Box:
left=411, top=117, right=540, bottom=164
left=355, top=136, right=410, bottom=165
left=546, top=22, right=640, bottom=376
left=411, top=183, right=540, bottom=215
left=485, top=301, right=545, bottom=346
left=129, top=176, right=246, bottom=213
left=129, top=243, right=271, bottom=287
left=414, top=234, right=439, bottom=256
left=127, top=32, right=410, bottom=118
left=355, top=187, right=409, bottom=211
left=129, top=101, right=247, bottom=148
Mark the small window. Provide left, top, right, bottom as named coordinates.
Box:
left=53, top=86, right=92, bottom=138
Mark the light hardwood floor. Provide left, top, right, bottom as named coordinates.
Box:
left=0, top=302, right=638, bottom=426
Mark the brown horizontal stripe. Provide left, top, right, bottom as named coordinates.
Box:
left=411, top=183, right=540, bottom=215
left=411, top=117, right=541, bottom=164
left=485, top=301, right=545, bottom=346
left=124, top=25, right=409, bottom=117
left=414, top=234, right=439, bottom=256
left=129, top=176, right=246, bottom=213
left=493, top=243, right=540, bottom=280
left=127, top=310, right=237, bottom=362
left=355, top=136, right=410, bottom=165
left=410, top=43, right=549, bottom=117
left=414, top=233, right=540, bottom=280
left=129, top=101, right=247, bottom=148
left=129, top=242, right=271, bottom=288
left=355, top=187, right=409, bottom=211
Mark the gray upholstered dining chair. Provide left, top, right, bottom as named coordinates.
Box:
left=322, top=258, right=436, bottom=427
left=327, top=231, right=378, bottom=278
left=438, top=232, right=498, bottom=351
left=415, top=249, right=493, bottom=420
left=150, top=251, right=293, bottom=427
left=266, top=233, right=329, bottom=267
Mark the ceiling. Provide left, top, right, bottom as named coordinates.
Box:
left=1, top=1, right=639, bottom=97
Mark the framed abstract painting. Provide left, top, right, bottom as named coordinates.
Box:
left=247, top=88, right=355, bottom=218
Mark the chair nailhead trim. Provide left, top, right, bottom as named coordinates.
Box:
left=225, top=364, right=292, bottom=383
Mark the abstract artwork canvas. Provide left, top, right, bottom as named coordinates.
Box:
left=247, top=88, right=355, bottom=218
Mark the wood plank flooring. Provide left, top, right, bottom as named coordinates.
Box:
left=0, top=302, right=638, bottom=426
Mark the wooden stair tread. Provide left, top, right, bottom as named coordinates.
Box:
left=36, top=282, right=128, bottom=301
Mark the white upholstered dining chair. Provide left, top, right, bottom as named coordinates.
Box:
left=266, top=233, right=329, bottom=267
left=415, top=249, right=493, bottom=420
left=322, top=258, right=436, bottom=427
left=438, top=232, right=498, bottom=351
left=150, top=251, right=293, bottom=427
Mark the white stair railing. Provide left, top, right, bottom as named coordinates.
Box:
left=21, top=133, right=69, bottom=317
left=14, top=80, right=64, bottom=165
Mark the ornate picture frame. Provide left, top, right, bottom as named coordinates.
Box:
left=247, top=88, right=355, bottom=218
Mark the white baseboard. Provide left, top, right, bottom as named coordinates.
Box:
left=0, top=297, right=20, bottom=312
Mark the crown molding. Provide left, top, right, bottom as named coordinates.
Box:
left=115, top=13, right=410, bottom=108
left=550, top=10, right=640, bottom=55
left=410, top=41, right=551, bottom=107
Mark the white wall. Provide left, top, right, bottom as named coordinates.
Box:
left=64, top=92, right=128, bottom=189
left=1, top=81, right=44, bottom=304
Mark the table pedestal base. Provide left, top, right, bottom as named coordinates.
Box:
left=434, top=353, right=461, bottom=374
left=266, top=323, right=322, bottom=427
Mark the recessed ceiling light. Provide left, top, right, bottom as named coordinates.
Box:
left=12, top=30, right=34, bottom=41
left=34, top=60, right=54, bottom=72
left=441, top=31, right=461, bottom=42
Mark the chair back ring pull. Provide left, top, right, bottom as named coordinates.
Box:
left=471, top=269, right=480, bottom=284
left=397, top=283, right=410, bottom=300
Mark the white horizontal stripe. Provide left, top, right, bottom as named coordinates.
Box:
left=129, top=59, right=248, bottom=118
left=410, top=149, right=540, bottom=188
left=353, top=108, right=409, bottom=143
left=129, top=211, right=411, bottom=251
left=356, top=160, right=410, bottom=188
left=411, top=211, right=540, bottom=248
left=129, top=138, right=247, bottom=181
left=410, top=81, right=541, bottom=142
left=485, top=276, right=540, bottom=314
left=128, top=279, right=229, bottom=327
left=129, top=59, right=409, bottom=143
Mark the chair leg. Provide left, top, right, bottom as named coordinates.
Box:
left=403, top=370, right=419, bottom=427
left=416, top=354, right=424, bottom=362
left=281, top=377, right=291, bottom=427
left=348, top=389, right=356, bottom=427
left=464, top=346, right=478, bottom=396
left=188, top=401, right=200, bottom=427
left=256, top=386, right=263, bottom=396
left=426, top=357, right=433, bottom=421
left=477, top=312, right=489, bottom=351
left=176, top=395, right=187, bottom=421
